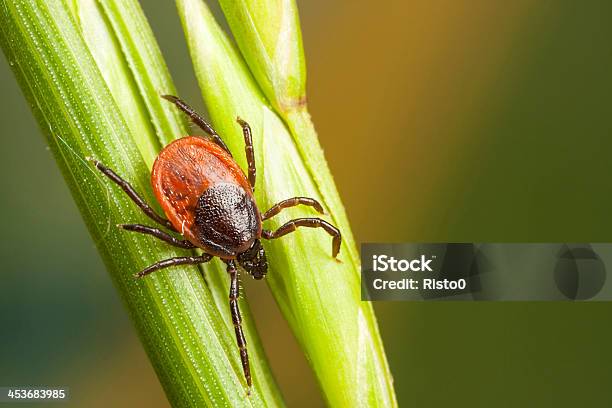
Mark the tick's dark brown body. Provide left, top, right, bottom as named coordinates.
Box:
left=92, top=95, right=341, bottom=394
left=152, top=137, right=261, bottom=257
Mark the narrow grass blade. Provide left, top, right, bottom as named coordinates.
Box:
left=177, top=0, right=397, bottom=406
left=0, top=0, right=283, bottom=406
left=217, top=0, right=305, bottom=112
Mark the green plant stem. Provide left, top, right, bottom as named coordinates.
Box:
left=178, top=0, right=397, bottom=406
left=0, top=1, right=283, bottom=406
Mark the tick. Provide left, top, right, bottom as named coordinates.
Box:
left=90, top=95, right=341, bottom=393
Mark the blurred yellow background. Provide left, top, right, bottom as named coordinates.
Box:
left=1, top=1, right=612, bottom=407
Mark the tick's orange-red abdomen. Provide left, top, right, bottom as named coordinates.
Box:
left=151, top=136, right=255, bottom=252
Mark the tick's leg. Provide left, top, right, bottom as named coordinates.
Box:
left=120, top=224, right=196, bottom=249
left=236, top=118, right=256, bottom=190
left=262, top=218, right=341, bottom=258
left=135, top=254, right=213, bottom=278
left=90, top=159, right=176, bottom=232
left=262, top=197, right=325, bottom=220
left=161, top=95, right=232, bottom=155
left=225, top=260, right=252, bottom=391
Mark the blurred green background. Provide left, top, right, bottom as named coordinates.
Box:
left=1, top=1, right=611, bottom=406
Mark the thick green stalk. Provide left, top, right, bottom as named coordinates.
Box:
left=216, top=0, right=306, bottom=113
left=178, top=0, right=397, bottom=406
left=0, top=0, right=283, bottom=406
